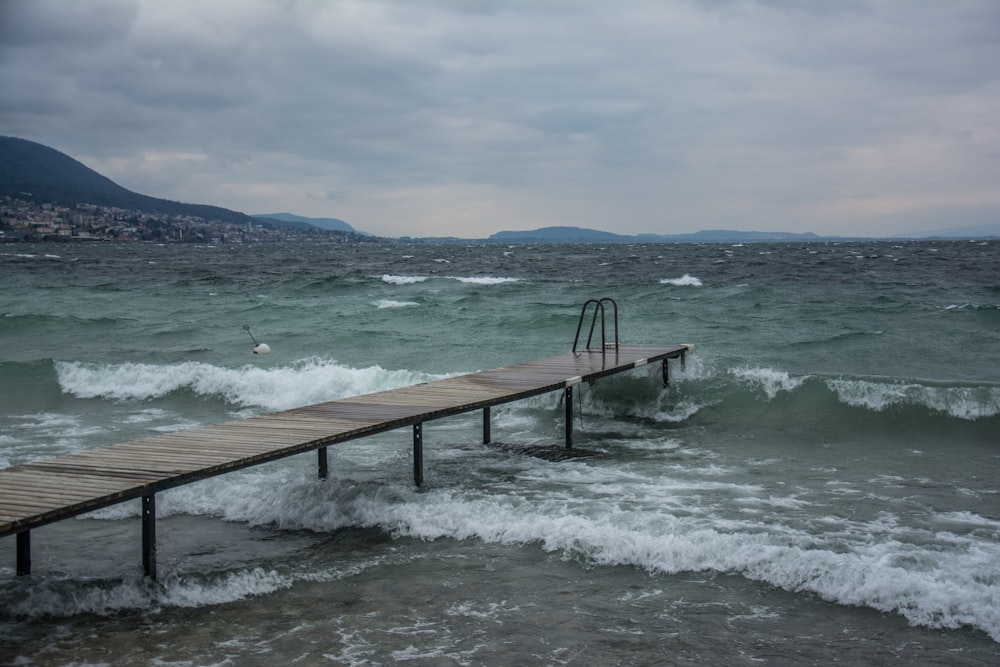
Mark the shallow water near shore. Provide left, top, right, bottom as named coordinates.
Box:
left=1, top=240, right=999, bottom=665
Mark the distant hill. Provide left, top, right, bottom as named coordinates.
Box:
left=489, top=226, right=828, bottom=243
left=489, top=226, right=631, bottom=243
left=900, top=223, right=1000, bottom=239
left=640, top=229, right=824, bottom=242
left=0, top=136, right=254, bottom=224
left=490, top=225, right=1000, bottom=243
left=253, top=212, right=357, bottom=233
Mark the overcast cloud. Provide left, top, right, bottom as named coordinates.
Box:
left=2, top=0, right=998, bottom=237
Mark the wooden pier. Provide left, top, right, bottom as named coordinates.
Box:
left=0, top=343, right=691, bottom=579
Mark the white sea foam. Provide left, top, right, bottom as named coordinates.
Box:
left=652, top=400, right=704, bottom=423
left=120, top=408, right=171, bottom=424
left=934, top=511, right=1000, bottom=531
left=3, top=412, right=107, bottom=463
left=158, top=568, right=295, bottom=608
left=2, top=568, right=290, bottom=618
left=447, top=276, right=521, bottom=285
left=335, top=489, right=1000, bottom=640
left=373, top=299, right=419, bottom=309
left=826, top=377, right=1000, bottom=420
left=445, top=599, right=519, bottom=620
left=229, top=476, right=994, bottom=640
left=945, top=302, right=1000, bottom=311
left=659, top=274, right=703, bottom=286
left=729, top=366, right=805, bottom=399
left=617, top=437, right=683, bottom=452
left=149, top=419, right=203, bottom=433
left=0, top=533, right=406, bottom=619
left=16, top=436, right=999, bottom=642
left=55, top=358, right=449, bottom=412
left=381, top=274, right=427, bottom=285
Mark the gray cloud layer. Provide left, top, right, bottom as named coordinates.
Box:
left=2, top=0, right=998, bottom=237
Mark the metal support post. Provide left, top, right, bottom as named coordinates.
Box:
left=142, top=494, right=157, bottom=581
left=564, top=385, right=574, bottom=449
left=662, top=358, right=670, bottom=387
left=483, top=406, right=491, bottom=444
left=16, top=531, right=30, bottom=576
left=413, top=422, right=424, bottom=487
left=318, top=447, right=328, bottom=479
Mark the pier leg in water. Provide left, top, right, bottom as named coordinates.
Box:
left=564, top=385, right=574, bottom=449
left=662, top=358, right=669, bottom=387
left=483, top=406, right=491, bottom=444
left=142, top=494, right=157, bottom=581
left=413, top=422, right=424, bottom=487
left=318, top=447, right=328, bottom=479
left=16, top=530, right=30, bottom=576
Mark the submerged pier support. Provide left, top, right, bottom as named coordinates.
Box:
left=318, top=446, right=329, bottom=479
left=16, top=531, right=30, bottom=576
left=142, top=494, right=156, bottom=581
left=564, top=383, right=576, bottom=449
left=413, top=423, right=424, bottom=487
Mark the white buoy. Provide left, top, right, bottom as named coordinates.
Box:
left=244, top=325, right=271, bottom=354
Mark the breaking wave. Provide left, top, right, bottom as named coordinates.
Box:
left=727, top=366, right=999, bottom=421
left=381, top=274, right=427, bottom=285
left=54, top=358, right=449, bottom=412
left=660, top=274, right=703, bottom=286
left=446, top=276, right=521, bottom=285
left=7, top=464, right=997, bottom=642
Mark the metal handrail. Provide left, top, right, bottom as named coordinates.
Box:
left=572, top=297, right=619, bottom=354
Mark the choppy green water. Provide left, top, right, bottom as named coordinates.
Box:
left=1, top=240, right=999, bottom=665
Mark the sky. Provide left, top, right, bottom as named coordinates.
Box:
left=1, top=0, right=999, bottom=239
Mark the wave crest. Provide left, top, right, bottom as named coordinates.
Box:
left=730, top=366, right=805, bottom=399
left=54, top=358, right=448, bottom=412
left=721, top=365, right=999, bottom=421
left=381, top=274, right=427, bottom=285
left=826, top=377, right=1000, bottom=420
left=660, top=274, right=703, bottom=286
left=447, top=276, right=521, bottom=285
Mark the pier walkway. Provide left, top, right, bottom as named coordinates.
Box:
left=1, top=343, right=691, bottom=579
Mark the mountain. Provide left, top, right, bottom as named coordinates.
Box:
left=488, top=226, right=829, bottom=243
left=639, top=229, right=824, bottom=242
left=0, top=136, right=254, bottom=224
left=253, top=212, right=357, bottom=233
left=489, top=226, right=632, bottom=243
left=900, top=223, right=1000, bottom=239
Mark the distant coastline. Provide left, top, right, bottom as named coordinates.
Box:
left=3, top=136, right=998, bottom=244
left=404, top=225, right=999, bottom=244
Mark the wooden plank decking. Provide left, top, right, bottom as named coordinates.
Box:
left=0, top=344, right=690, bottom=577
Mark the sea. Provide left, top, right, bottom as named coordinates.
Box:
left=0, top=239, right=998, bottom=666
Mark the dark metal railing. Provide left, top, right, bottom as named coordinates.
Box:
left=572, top=297, right=619, bottom=354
